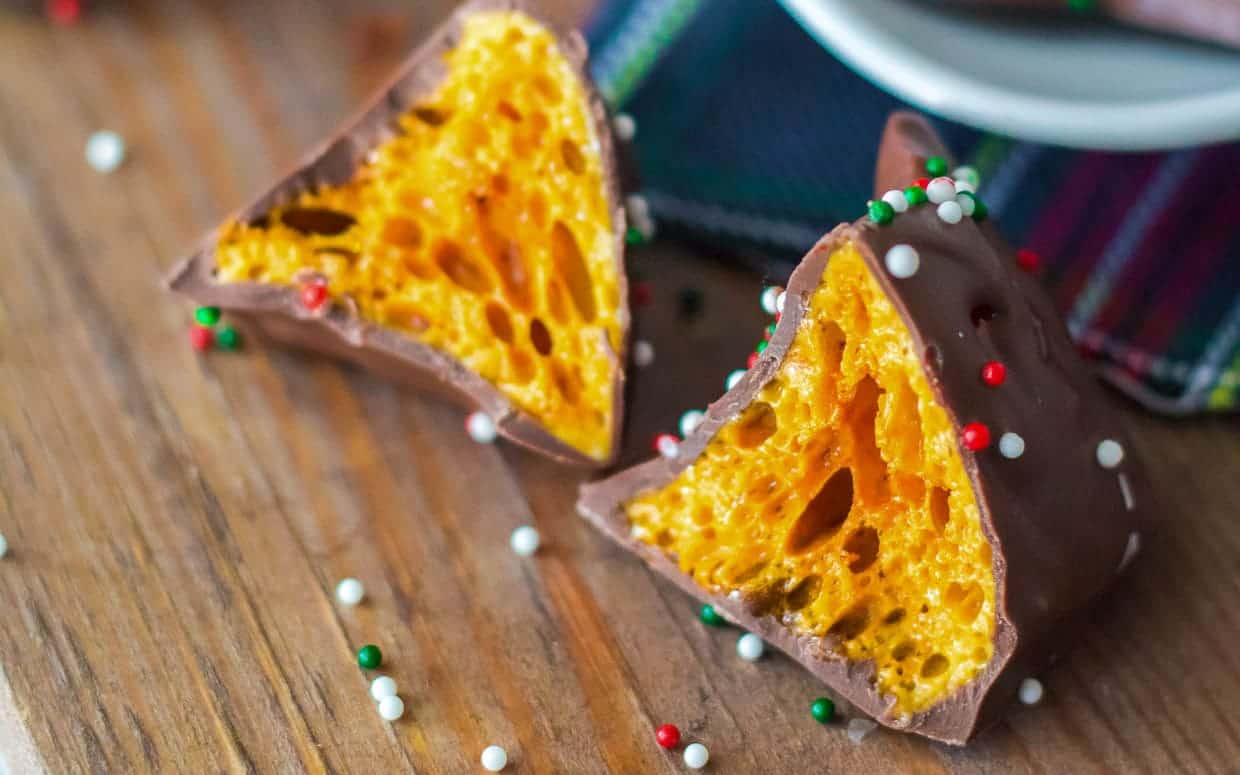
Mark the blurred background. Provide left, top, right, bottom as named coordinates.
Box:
left=585, top=0, right=1240, bottom=416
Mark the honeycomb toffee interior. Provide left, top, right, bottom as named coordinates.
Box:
left=213, top=11, right=622, bottom=461
left=624, top=242, right=996, bottom=716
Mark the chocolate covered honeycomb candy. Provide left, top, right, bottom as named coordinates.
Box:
left=168, top=0, right=629, bottom=466
left=578, top=113, right=1154, bottom=743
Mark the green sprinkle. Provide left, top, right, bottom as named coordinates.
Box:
left=699, top=604, right=725, bottom=627
left=626, top=226, right=646, bottom=245
left=357, top=644, right=382, bottom=670
left=766, top=323, right=777, bottom=338
left=867, top=200, right=895, bottom=225
left=965, top=192, right=989, bottom=221
left=755, top=340, right=768, bottom=354
left=925, top=156, right=948, bottom=177
left=216, top=326, right=241, bottom=351
left=903, top=186, right=928, bottom=206
left=195, top=306, right=221, bottom=327
left=1067, top=0, right=1097, bottom=12
left=810, top=697, right=835, bottom=723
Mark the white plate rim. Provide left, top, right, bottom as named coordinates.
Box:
left=779, top=0, right=1240, bottom=150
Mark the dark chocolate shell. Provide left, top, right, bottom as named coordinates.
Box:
left=166, top=0, right=629, bottom=467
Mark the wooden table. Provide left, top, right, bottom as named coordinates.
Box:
left=2, top=1, right=1238, bottom=772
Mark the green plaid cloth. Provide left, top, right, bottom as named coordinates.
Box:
left=587, top=0, right=1240, bottom=414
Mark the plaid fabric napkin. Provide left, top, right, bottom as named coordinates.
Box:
left=586, top=0, right=1240, bottom=414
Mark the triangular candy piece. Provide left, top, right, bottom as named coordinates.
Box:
left=579, top=112, right=1152, bottom=743
left=168, top=0, right=628, bottom=466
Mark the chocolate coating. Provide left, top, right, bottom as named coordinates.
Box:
left=579, top=113, right=1154, bottom=744
left=874, top=111, right=950, bottom=198
left=165, top=0, right=629, bottom=468
left=952, top=0, right=1240, bottom=48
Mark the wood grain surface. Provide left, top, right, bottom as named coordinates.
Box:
left=1, top=1, right=1238, bottom=772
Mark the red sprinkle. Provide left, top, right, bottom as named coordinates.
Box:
left=300, top=282, right=328, bottom=311
left=1016, top=248, right=1041, bottom=273
left=961, top=423, right=991, bottom=451
left=913, top=177, right=930, bottom=189
left=655, top=724, right=681, bottom=749
left=189, top=325, right=214, bottom=352
left=632, top=281, right=653, bottom=307
left=747, top=351, right=759, bottom=369
left=981, top=361, right=1007, bottom=386
left=46, top=0, right=81, bottom=25
left=653, top=433, right=680, bottom=457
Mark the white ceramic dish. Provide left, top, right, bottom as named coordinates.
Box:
left=779, top=0, right=1240, bottom=150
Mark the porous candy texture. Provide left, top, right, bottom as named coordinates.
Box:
left=624, top=243, right=995, bottom=716
left=214, top=12, right=621, bottom=461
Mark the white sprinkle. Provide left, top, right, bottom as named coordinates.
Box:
left=953, top=165, right=980, bottom=189
left=926, top=176, right=956, bottom=204
left=936, top=200, right=963, bottom=224
left=1018, top=677, right=1044, bottom=705
left=370, top=676, right=397, bottom=702
left=881, top=189, right=908, bottom=213
left=86, top=130, right=126, bottom=173
left=509, top=525, right=541, bottom=557
left=775, top=290, right=786, bottom=315
left=613, top=113, right=637, bottom=142
left=954, top=179, right=977, bottom=194
left=884, top=244, right=919, bottom=279
left=656, top=435, right=680, bottom=459
left=0, top=532, right=7, bottom=558
left=998, top=432, right=1025, bottom=459
left=632, top=210, right=657, bottom=240
left=377, top=695, right=405, bottom=721
left=679, top=409, right=706, bottom=438
left=1096, top=439, right=1124, bottom=468
left=847, top=718, right=878, bottom=743
left=683, top=742, right=710, bottom=769
left=956, top=192, right=976, bottom=217
left=1118, top=472, right=1136, bottom=511
left=481, top=745, right=508, bottom=772
left=761, top=286, right=782, bottom=315
left=725, top=369, right=746, bottom=390
left=625, top=194, right=650, bottom=221
left=633, top=339, right=655, bottom=368
left=736, top=632, right=765, bottom=661
left=335, top=578, right=364, bottom=606
left=1118, top=531, right=1141, bottom=571
left=466, top=411, right=497, bottom=444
